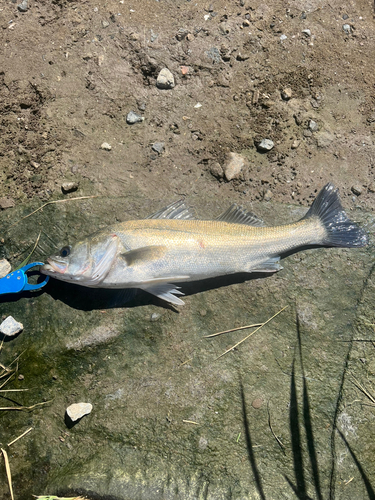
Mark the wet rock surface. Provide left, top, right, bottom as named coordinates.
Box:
left=0, top=196, right=373, bottom=499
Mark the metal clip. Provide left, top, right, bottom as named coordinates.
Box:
left=0, top=262, right=49, bottom=295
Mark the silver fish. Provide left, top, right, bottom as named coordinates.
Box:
left=41, top=183, right=368, bottom=305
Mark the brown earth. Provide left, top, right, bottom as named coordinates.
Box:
left=1, top=0, right=375, bottom=213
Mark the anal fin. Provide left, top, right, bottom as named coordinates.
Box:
left=248, top=257, right=282, bottom=273
left=139, top=282, right=185, bottom=306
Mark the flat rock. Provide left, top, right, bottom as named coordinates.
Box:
left=0, top=197, right=15, bottom=210
left=0, top=259, right=11, bottom=279
left=0, top=316, right=23, bottom=337
left=66, top=402, right=93, bottom=422
left=257, top=139, right=274, bottom=152
left=156, top=68, right=175, bottom=89
left=223, top=152, right=247, bottom=181
left=316, top=131, right=334, bottom=148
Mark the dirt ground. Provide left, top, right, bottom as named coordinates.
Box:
left=1, top=0, right=375, bottom=499
left=1, top=0, right=375, bottom=211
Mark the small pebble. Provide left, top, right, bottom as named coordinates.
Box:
left=368, top=182, right=375, bottom=193
left=280, top=34, right=287, bottom=41
left=102, top=20, right=110, bottom=28
left=137, top=101, right=146, bottom=111
left=150, top=313, right=161, bottom=321
left=17, top=0, right=28, bottom=12
left=0, top=316, right=23, bottom=337
left=66, top=402, right=92, bottom=423
left=281, top=88, right=292, bottom=100
left=316, top=131, right=334, bottom=148
left=252, top=398, right=263, bottom=409
left=342, top=14, right=349, bottom=20
left=257, top=139, right=274, bottom=152
left=156, top=68, right=175, bottom=89
left=0, top=259, right=11, bottom=279
left=291, top=139, right=300, bottom=149
left=351, top=185, right=362, bottom=196
left=18, top=374, right=24, bottom=381
left=126, top=111, right=144, bottom=124
left=61, top=182, right=79, bottom=194
left=100, top=142, right=112, bottom=151
left=223, top=152, right=247, bottom=181
left=151, top=142, right=164, bottom=154
left=209, top=162, right=224, bottom=179
left=303, top=129, right=313, bottom=137
left=263, top=189, right=273, bottom=201
left=309, top=120, right=318, bottom=132
left=0, top=197, right=15, bottom=210
left=302, top=29, right=311, bottom=37
left=342, top=24, right=351, bottom=34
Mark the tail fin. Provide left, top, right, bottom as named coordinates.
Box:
left=302, top=183, right=368, bottom=247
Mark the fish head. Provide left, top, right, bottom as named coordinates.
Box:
left=41, top=232, right=120, bottom=286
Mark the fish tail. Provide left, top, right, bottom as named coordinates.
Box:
left=302, top=183, right=368, bottom=247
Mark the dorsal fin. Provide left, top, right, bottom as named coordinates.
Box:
left=216, top=204, right=265, bottom=227
left=147, top=200, right=195, bottom=220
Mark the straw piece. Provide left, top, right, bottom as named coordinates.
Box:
left=215, top=306, right=288, bottom=360
left=182, top=420, right=199, bottom=425
left=1, top=448, right=14, bottom=500
left=7, top=196, right=98, bottom=230
left=204, top=323, right=263, bottom=338
left=8, top=427, right=33, bottom=447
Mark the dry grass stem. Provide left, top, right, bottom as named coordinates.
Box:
left=350, top=375, right=375, bottom=404
left=1, top=448, right=14, bottom=500
left=7, top=195, right=98, bottom=230
left=0, top=389, right=29, bottom=393
left=0, top=399, right=52, bottom=411
left=15, top=231, right=41, bottom=270
left=215, top=306, right=288, bottom=360
left=204, top=323, right=263, bottom=338
left=7, top=427, right=33, bottom=447
left=267, top=402, right=286, bottom=455
left=182, top=419, right=199, bottom=425
left=33, top=497, right=87, bottom=500
left=179, top=358, right=193, bottom=367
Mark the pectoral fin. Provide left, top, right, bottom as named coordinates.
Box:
left=139, top=282, right=186, bottom=306
left=121, top=246, right=167, bottom=266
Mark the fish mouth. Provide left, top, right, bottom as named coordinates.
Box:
left=40, top=259, right=67, bottom=276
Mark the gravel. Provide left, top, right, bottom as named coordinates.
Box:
left=281, top=88, right=292, bottom=100
left=151, top=142, right=165, bottom=154
left=223, top=152, right=247, bottom=181
left=156, top=68, right=175, bottom=89
left=302, top=29, right=311, bottom=37
left=342, top=24, right=351, bottom=34
left=257, top=139, right=274, bottom=152
left=61, top=181, right=79, bottom=194
left=66, top=402, right=93, bottom=423
left=17, top=0, right=28, bottom=12
left=351, top=185, right=362, bottom=196
left=126, top=111, right=144, bottom=124
left=100, top=142, right=112, bottom=151
left=0, top=316, right=23, bottom=337
left=309, top=120, right=318, bottom=132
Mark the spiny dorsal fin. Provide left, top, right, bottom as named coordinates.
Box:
left=147, top=200, right=195, bottom=220
left=121, top=246, right=167, bottom=266
left=216, top=204, right=265, bottom=227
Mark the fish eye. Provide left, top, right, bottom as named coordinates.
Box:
left=60, top=246, right=71, bottom=258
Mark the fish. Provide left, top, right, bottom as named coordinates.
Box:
left=41, top=183, right=368, bottom=305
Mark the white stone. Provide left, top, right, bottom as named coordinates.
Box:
left=156, top=68, right=175, bottom=89
left=0, top=316, right=23, bottom=337
left=66, top=402, right=93, bottom=422
left=257, top=139, right=274, bottom=152
left=223, top=152, right=247, bottom=181
left=0, top=259, right=11, bottom=279
left=100, top=142, right=112, bottom=151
